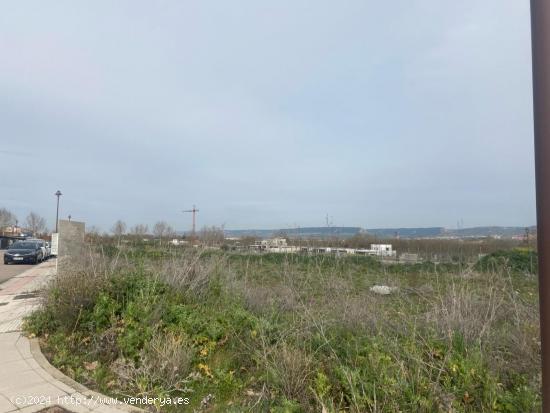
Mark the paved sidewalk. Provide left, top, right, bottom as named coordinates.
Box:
left=0, top=261, right=141, bottom=413
left=0, top=261, right=54, bottom=334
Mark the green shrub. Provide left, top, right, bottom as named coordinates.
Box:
left=476, top=249, right=537, bottom=274
left=25, top=247, right=541, bottom=412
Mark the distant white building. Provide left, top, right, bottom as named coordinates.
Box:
left=370, top=244, right=395, bottom=256
left=251, top=238, right=287, bottom=250
left=250, top=238, right=300, bottom=253
left=250, top=239, right=396, bottom=257
left=299, top=247, right=357, bottom=255
left=356, top=244, right=396, bottom=257
left=169, top=239, right=189, bottom=246
left=263, top=238, right=287, bottom=247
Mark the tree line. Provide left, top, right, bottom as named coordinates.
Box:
left=0, top=207, right=48, bottom=236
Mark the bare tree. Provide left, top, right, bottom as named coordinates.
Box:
left=86, top=225, right=101, bottom=243
left=199, top=225, right=225, bottom=246
left=87, top=225, right=101, bottom=235
left=111, top=220, right=127, bottom=243
left=26, top=212, right=47, bottom=236
left=0, top=208, right=17, bottom=232
left=130, top=224, right=149, bottom=237
left=153, top=221, right=174, bottom=244
left=165, top=224, right=175, bottom=239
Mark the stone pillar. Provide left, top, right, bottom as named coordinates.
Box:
left=57, top=220, right=86, bottom=265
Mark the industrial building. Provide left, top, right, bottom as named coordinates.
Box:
left=249, top=239, right=396, bottom=257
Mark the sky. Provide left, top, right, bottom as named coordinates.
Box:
left=0, top=1, right=535, bottom=233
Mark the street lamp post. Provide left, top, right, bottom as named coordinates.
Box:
left=55, top=190, right=62, bottom=233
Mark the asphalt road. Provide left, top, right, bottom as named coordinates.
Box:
left=0, top=251, right=36, bottom=285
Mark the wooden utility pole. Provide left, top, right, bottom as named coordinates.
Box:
left=531, top=0, right=550, bottom=409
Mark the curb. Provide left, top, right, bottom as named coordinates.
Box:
left=29, top=338, right=147, bottom=413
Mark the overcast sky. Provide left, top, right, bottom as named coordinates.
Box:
left=0, top=1, right=535, bottom=232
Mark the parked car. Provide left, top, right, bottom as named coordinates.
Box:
left=26, top=239, right=48, bottom=260
left=3, top=241, right=44, bottom=264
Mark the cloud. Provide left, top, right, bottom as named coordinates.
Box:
left=0, top=0, right=535, bottom=230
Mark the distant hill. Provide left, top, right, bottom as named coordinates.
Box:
left=367, top=226, right=535, bottom=239
left=224, top=226, right=535, bottom=239
left=445, top=226, right=536, bottom=238
left=366, top=227, right=444, bottom=238
left=225, top=227, right=362, bottom=238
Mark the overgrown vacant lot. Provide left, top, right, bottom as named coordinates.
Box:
left=25, top=247, right=541, bottom=412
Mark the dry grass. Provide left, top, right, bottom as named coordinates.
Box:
left=30, top=248, right=541, bottom=411
left=149, top=250, right=227, bottom=299
left=255, top=331, right=315, bottom=407
left=112, top=331, right=195, bottom=397
left=426, top=274, right=507, bottom=343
